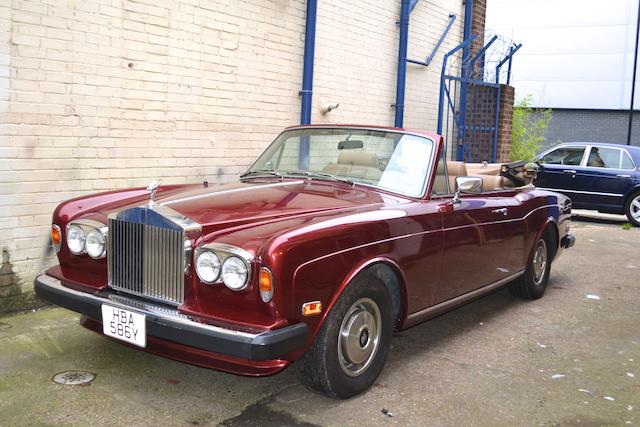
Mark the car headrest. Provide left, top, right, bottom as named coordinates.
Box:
left=338, top=151, right=379, bottom=168
left=446, top=161, right=468, bottom=177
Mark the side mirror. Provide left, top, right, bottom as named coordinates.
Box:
left=456, top=176, right=483, bottom=193
left=453, top=176, right=482, bottom=204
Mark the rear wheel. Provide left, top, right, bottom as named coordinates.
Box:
left=509, top=235, right=551, bottom=299
left=295, top=275, right=393, bottom=399
left=624, top=191, right=640, bottom=227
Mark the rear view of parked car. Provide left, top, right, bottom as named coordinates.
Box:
left=534, top=143, right=640, bottom=226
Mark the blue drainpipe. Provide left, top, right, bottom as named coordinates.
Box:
left=300, top=0, right=317, bottom=125
left=298, top=0, right=317, bottom=169
left=394, top=0, right=411, bottom=128
left=457, top=0, right=474, bottom=160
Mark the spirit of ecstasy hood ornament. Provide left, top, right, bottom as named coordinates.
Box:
left=146, top=180, right=161, bottom=207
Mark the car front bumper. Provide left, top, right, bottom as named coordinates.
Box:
left=34, top=274, right=308, bottom=372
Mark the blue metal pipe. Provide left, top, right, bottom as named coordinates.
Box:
left=437, top=35, right=476, bottom=134
left=394, top=0, right=411, bottom=128
left=407, top=14, right=457, bottom=67
left=495, top=43, right=522, bottom=84
left=457, top=0, right=473, bottom=160
left=469, top=34, right=497, bottom=79
left=298, top=0, right=317, bottom=170
left=300, top=0, right=317, bottom=125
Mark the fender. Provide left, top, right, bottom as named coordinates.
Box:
left=295, top=255, right=409, bottom=348
left=527, top=214, right=559, bottom=266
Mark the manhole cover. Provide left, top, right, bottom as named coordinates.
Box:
left=52, top=371, right=95, bottom=386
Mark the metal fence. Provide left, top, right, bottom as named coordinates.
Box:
left=437, top=34, right=521, bottom=162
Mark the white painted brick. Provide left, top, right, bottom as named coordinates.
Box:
left=1, top=0, right=464, bottom=289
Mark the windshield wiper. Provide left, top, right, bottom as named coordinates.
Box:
left=240, top=170, right=282, bottom=179
left=284, top=171, right=354, bottom=186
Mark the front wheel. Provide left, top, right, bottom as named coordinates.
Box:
left=509, top=235, right=551, bottom=299
left=295, top=275, right=393, bottom=399
left=625, top=191, right=640, bottom=227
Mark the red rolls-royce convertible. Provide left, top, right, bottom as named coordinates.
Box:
left=35, top=125, right=575, bottom=398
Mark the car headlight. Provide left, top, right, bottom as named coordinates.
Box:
left=221, top=256, right=249, bottom=291
left=196, top=251, right=221, bottom=284
left=66, top=224, right=86, bottom=255
left=85, top=228, right=106, bottom=259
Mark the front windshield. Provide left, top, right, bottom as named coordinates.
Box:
left=247, top=128, right=435, bottom=197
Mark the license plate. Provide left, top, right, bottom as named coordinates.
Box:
left=101, top=305, right=146, bottom=348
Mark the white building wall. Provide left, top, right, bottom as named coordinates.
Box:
left=486, top=0, right=639, bottom=109
left=0, top=0, right=463, bottom=294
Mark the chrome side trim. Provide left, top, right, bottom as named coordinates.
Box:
left=536, top=187, right=624, bottom=198
left=161, top=181, right=305, bottom=207
left=406, top=270, right=525, bottom=324
left=293, top=203, right=561, bottom=276
left=37, top=274, right=258, bottom=339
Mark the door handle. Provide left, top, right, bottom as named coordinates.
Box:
left=492, top=208, right=508, bottom=216
left=563, top=170, right=577, bottom=175
left=617, top=174, right=632, bottom=179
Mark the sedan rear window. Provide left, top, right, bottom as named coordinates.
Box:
left=587, top=147, right=621, bottom=168
left=622, top=151, right=635, bottom=170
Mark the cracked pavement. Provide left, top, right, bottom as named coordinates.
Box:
left=1, top=212, right=639, bottom=426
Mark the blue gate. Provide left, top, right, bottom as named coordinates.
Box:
left=437, top=35, right=521, bottom=162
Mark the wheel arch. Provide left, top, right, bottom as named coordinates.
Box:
left=319, top=257, right=408, bottom=333
left=533, top=218, right=559, bottom=262
left=623, top=185, right=640, bottom=208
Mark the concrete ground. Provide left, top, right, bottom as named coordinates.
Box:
left=1, top=213, right=638, bottom=427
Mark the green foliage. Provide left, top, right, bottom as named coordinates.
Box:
left=510, top=96, right=553, bottom=162
left=622, top=222, right=632, bottom=230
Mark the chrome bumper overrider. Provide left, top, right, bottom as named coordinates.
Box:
left=34, top=274, right=308, bottom=360
left=560, top=234, right=576, bottom=249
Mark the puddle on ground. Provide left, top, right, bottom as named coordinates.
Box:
left=219, top=400, right=320, bottom=427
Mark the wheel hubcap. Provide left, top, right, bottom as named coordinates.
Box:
left=338, top=297, right=381, bottom=377
left=631, top=195, right=640, bottom=221
left=532, top=239, right=548, bottom=286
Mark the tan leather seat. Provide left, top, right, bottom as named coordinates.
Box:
left=432, top=159, right=448, bottom=194
left=466, top=162, right=502, bottom=176
left=447, top=161, right=468, bottom=191
left=475, top=175, right=505, bottom=191
left=336, top=151, right=379, bottom=168
left=322, top=151, right=382, bottom=181
left=450, top=161, right=509, bottom=192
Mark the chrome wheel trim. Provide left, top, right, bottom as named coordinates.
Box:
left=337, top=297, right=382, bottom=377
left=630, top=195, right=640, bottom=221
left=532, top=239, right=548, bottom=286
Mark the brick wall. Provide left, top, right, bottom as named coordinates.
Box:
left=0, top=0, right=464, bottom=312
left=496, top=84, right=514, bottom=162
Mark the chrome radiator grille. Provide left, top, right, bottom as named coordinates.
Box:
left=108, top=218, right=185, bottom=305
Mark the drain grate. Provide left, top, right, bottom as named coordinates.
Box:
left=52, top=371, right=95, bottom=386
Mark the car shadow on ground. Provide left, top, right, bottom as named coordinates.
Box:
left=384, top=286, right=528, bottom=370
left=571, top=211, right=628, bottom=227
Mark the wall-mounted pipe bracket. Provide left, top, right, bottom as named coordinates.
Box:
left=407, top=14, right=457, bottom=67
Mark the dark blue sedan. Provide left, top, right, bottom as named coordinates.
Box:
left=534, top=142, right=640, bottom=226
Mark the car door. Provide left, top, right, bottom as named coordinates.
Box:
left=571, top=146, right=636, bottom=212
left=535, top=145, right=588, bottom=205
left=436, top=192, right=523, bottom=303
